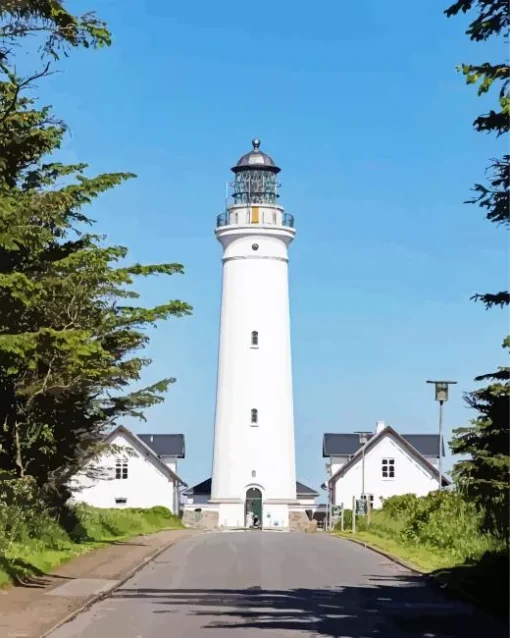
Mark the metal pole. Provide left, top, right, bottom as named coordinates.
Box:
left=352, top=495, right=356, bottom=533
left=438, top=399, right=444, bottom=490
left=362, top=445, right=366, bottom=500
left=327, top=488, right=331, bottom=531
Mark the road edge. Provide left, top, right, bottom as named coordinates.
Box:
left=332, top=532, right=492, bottom=614
left=41, top=531, right=196, bottom=637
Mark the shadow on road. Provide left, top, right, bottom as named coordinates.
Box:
left=112, top=573, right=507, bottom=637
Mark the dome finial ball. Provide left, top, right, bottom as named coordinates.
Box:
left=252, top=138, right=261, bottom=151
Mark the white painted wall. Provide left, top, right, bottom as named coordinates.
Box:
left=218, top=502, right=245, bottom=528
left=210, top=202, right=297, bottom=527
left=69, top=432, right=177, bottom=512
left=265, top=503, right=289, bottom=529
left=330, top=455, right=349, bottom=478
left=297, top=497, right=316, bottom=507
left=332, top=432, right=439, bottom=510
left=161, top=457, right=177, bottom=474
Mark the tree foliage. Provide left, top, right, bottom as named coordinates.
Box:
left=0, top=0, right=110, bottom=62
left=0, top=3, right=192, bottom=503
left=445, top=0, right=509, bottom=541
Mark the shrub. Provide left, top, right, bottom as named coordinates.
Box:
left=360, top=491, right=503, bottom=562
left=400, top=491, right=492, bottom=559
left=149, top=505, right=173, bottom=518
left=0, top=478, right=70, bottom=553
left=381, top=493, right=422, bottom=518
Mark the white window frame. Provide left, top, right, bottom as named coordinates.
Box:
left=115, top=458, right=129, bottom=480
left=381, top=458, right=395, bottom=479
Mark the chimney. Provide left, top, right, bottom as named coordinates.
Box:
left=376, top=420, right=386, bottom=434
left=150, top=434, right=154, bottom=443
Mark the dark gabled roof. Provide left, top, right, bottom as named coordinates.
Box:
left=106, top=426, right=187, bottom=486
left=296, top=481, right=319, bottom=497
left=184, top=478, right=319, bottom=498
left=323, top=432, right=445, bottom=458
left=402, top=434, right=444, bottom=457
left=183, top=477, right=212, bottom=496
left=137, top=434, right=185, bottom=458
left=328, top=426, right=451, bottom=487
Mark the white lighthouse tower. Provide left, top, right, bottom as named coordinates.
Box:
left=209, top=139, right=300, bottom=529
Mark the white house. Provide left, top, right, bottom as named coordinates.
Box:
left=69, top=425, right=187, bottom=513
left=324, top=420, right=450, bottom=511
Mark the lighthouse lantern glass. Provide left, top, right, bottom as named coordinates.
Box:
left=232, top=170, right=279, bottom=205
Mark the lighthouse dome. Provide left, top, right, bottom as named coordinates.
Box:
left=232, top=138, right=280, bottom=174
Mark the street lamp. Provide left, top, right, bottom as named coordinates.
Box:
left=426, top=380, right=457, bottom=490
left=354, top=431, right=372, bottom=503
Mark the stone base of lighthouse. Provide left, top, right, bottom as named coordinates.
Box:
left=181, top=492, right=312, bottom=532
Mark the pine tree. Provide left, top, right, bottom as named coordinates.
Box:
left=0, top=4, right=192, bottom=502
left=445, top=0, right=509, bottom=540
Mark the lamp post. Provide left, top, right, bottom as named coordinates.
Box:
left=321, top=481, right=331, bottom=531
left=355, top=431, right=371, bottom=506
left=426, top=380, right=457, bottom=490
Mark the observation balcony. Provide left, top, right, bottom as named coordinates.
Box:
left=217, top=209, right=294, bottom=229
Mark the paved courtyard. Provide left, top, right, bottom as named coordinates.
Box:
left=49, top=531, right=506, bottom=637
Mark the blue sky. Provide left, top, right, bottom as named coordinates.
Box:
left=33, top=0, right=507, bottom=494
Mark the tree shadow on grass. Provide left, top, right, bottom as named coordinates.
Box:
left=111, top=574, right=508, bottom=637
left=429, top=549, right=509, bottom=619
left=0, top=556, right=74, bottom=588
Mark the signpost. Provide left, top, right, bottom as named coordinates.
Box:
left=355, top=499, right=367, bottom=515
left=330, top=504, right=343, bottom=530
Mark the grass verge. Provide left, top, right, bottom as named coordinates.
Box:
left=334, top=530, right=454, bottom=572
left=0, top=504, right=182, bottom=588
left=335, top=530, right=509, bottom=618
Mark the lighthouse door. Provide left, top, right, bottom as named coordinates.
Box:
left=245, top=488, right=263, bottom=528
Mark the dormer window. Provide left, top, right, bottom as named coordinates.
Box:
left=251, top=331, right=259, bottom=347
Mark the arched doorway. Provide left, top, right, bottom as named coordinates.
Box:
left=245, top=488, right=263, bottom=528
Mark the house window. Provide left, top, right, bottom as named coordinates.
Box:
left=115, top=459, right=128, bottom=480
left=382, top=458, right=395, bottom=479
left=115, top=497, right=127, bottom=505
left=251, top=408, right=258, bottom=425
left=251, top=331, right=259, bottom=347
left=362, top=494, right=374, bottom=507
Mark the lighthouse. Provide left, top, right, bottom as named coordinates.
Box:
left=209, top=139, right=299, bottom=529
left=181, top=140, right=317, bottom=530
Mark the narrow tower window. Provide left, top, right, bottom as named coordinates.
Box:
left=251, top=409, right=258, bottom=425
left=251, top=331, right=259, bottom=347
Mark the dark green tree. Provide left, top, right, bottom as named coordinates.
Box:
left=445, top=0, right=509, bottom=540
left=0, top=4, right=192, bottom=502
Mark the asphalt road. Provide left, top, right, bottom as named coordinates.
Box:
left=49, top=531, right=506, bottom=638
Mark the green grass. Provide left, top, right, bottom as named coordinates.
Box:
left=335, top=529, right=456, bottom=572
left=0, top=504, right=183, bottom=587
